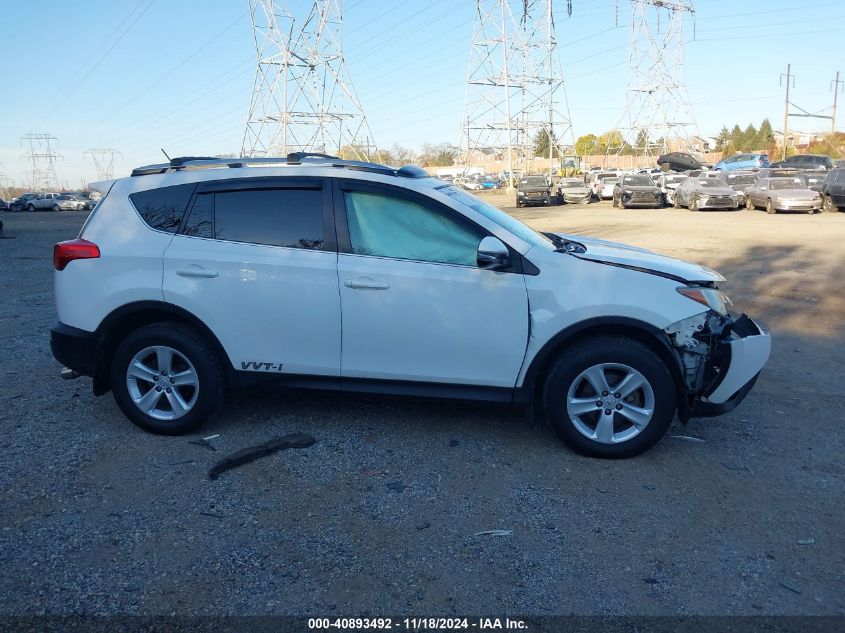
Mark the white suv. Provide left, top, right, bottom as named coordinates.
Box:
left=51, top=154, right=771, bottom=458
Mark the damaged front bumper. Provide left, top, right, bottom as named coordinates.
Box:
left=665, top=312, right=771, bottom=419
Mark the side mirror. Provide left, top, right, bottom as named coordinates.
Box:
left=476, top=236, right=510, bottom=270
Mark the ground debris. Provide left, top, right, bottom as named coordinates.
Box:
left=668, top=434, right=705, bottom=443
left=474, top=529, right=512, bottom=537
left=208, top=432, right=316, bottom=480
left=797, top=538, right=815, bottom=545
left=779, top=581, right=802, bottom=594
left=386, top=480, right=406, bottom=493
left=189, top=434, right=220, bottom=452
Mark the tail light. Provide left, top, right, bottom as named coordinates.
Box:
left=53, top=239, right=100, bottom=271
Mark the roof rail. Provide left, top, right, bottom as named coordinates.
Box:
left=130, top=154, right=431, bottom=179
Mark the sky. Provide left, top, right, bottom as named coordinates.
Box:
left=0, top=0, right=843, bottom=187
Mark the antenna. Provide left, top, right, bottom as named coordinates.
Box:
left=615, top=1, right=699, bottom=161
left=241, top=0, right=377, bottom=160
left=461, top=0, right=573, bottom=188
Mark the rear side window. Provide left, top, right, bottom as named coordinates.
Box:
left=129, top=184, right=195, bottom=233
left=180, top=188, right=325, bottom=250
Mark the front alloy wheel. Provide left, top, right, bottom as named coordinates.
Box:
left=566, top=363, right=655, bottom=444
left=543, top=336, right=676, bottom=458
left=823, top=195, right=837, bottom=213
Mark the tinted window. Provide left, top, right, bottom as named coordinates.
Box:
left=130, top=184, right=195, bottom=233
left=344, top=190, right=486, bottom=266
left=214, top=188, right=324, bottom=249
left=183, top=193, right=213, bottom=238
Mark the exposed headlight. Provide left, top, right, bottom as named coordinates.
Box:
left=677, top=286, right=733, bottom=316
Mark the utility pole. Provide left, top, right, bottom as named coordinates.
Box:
left=831, top=70, right=843, bottom=135
left=84, top=148, right=123, bottom=181
left=241, top=0, right=376, bottom=160
left=615, top=1, right=699, bottom=163
left=461, top=0, right=572, bottom=187
left=20, top=133, right=62, bottom=191
left=781, top=64, right=793, bottom=160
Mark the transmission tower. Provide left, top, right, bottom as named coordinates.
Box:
left=84, top=148, right=123, bottom=181
left=616, top=0, right=699, bottom=160
left=20, top=134, right=62, bottom=191
left=461, top=0, right=573, bottom=185
left=241, top=0, right=376, bottom=160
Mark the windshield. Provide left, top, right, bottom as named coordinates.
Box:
left=728, top=174, right=757, bottom=185
left=601, top=178, right=619, bottom=185
left=559, top=180, right=584, bottom=189
left=622, top=175, right=653, bottom=186
left=436, top=185, right=552, bottom=249
left=698, top=178, right=726, bottom=188
left=664, top=175, right=686, bottom=184
left=519, top=176, right=547, bottom=187
left=769, top=178, right=804, bottom=190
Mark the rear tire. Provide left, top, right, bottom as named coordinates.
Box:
left=110, top=322, right=225, bottom=435
left=27, top=204, right=35, bottom=212
left=543, top=336, right=676, bottom=458
left=52, top=204, right=60, bottom=212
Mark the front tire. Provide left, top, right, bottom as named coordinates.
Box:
left=543, top=337, right=676, bottom=458
left=746, top=197, right=755, bottom=210
left=52, top=204, right=60, bottom=212
left=823, top=195, right=838, bottom=213
left=766, top=199, right=776, bottom=214
left=673, top=196, right=681, bottom=209
left=110, top=322, right=225, bottom=435
left=688, top=198, right=699, bottom=212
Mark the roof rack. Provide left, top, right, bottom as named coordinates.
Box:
left=130, top=153, right=430, bottom=179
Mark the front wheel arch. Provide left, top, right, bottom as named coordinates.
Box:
left=521, top=318, right=689, bottom=423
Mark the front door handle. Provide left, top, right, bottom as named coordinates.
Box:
left=176, top=265, right=219, bottom=278
left=344, top=277, right=390, bottom=290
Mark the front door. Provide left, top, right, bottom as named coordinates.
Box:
left=334, top=183, right=529, bottom=388
left=162, top=178, right=341, bottom=377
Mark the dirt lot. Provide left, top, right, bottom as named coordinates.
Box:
left=0, top=201, right=843, bottom=618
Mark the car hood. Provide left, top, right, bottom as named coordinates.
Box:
left=696, top=186, right=735, bottom=196
left=554, top=232, right=725, bottom=283
left=772, top=188, right=818, bottom=199
left=622, top=186, right=660, bottom=193
left=561, top=188, right=590, bottom=195
left=519, top=185, right=550, bottom=192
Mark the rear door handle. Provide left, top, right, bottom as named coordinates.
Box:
left=344, top=277, right=390, bottom=290
left=176, top=265, right=219, bottom=278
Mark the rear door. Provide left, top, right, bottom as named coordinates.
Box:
left=162, top=178, right=341, bottom=377
left=831, top=171, right=845, bottom=206
left=333, top=181, right=529, bottom=388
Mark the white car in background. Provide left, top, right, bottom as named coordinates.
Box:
left=51, top=153, right=770, bottom=458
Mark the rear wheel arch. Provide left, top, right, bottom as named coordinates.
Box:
left=93, top=301, right=234, bottom=395
left=522, top=318, right=689, bottom=422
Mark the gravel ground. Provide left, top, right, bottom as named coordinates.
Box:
left=0, top=203, right=843, bottom=617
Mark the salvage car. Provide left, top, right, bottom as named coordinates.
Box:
left=725, top=172, right=759, bottom=205
left=712, top=153, right=769, bottom=172
left=9, top=192, right=38, bottom=211
left=588, top=171, right=617, bottom=198
left=821, top=168, right=845, bottom=212
left=51, top=153, right=771, bottom=458
left=657, top=152, right=701, bottom=173
left=769, top=154, right=834, bottom=171
left=556, top=178, right=591, bottom=204
left=745, top=177, right=822, bottom=214
left=800, top=171, right=827, bottom=195
left=612, top=174, right=664, bottom=208
left=595, top=175, right=620, bottom=200
left=53, top=194, right=89, bottom=211
left=516, top=174, right=553, bottom=207
left=673, top=175, right=741, bottom=211
left=656, top=173, right=687, bottom=206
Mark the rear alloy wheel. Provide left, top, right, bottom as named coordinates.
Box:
left=543, top=336, right=676, bottom=458
left=52, top=204, right=60, bottom=212
left=823, top=195, right=838, bottom=213
left=110, top=322, right=224, bottom=435
left=746, top=197, right=755, bottom=210
left=766, top=199, right=776, bottom=214
left=27, top=204, right=35, bottom=212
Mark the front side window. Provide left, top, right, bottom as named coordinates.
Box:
left=344, top=191, right=485, bottom=266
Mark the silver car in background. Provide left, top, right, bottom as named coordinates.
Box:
left=673, top=175, right=740, bottom=211
left=745, top=177, right=822, bottom=214
left=556, top=178, right=591, bottom=204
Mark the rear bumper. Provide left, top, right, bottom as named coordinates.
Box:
left=50, top=323, right=99, bottom=377
left=691, top=315, right=771, bottom=418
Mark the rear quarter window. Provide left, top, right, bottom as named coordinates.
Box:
left=129, top=184, right=196, bottom=233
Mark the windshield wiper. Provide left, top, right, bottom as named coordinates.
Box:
left=543, top=232, right=586, bottom=254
